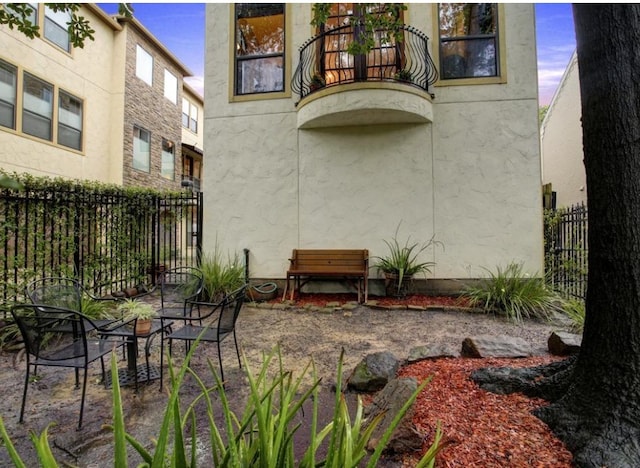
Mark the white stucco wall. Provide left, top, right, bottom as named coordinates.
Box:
left=203, top=3, right=543, bottom=285
left=0, top=5, right=123, bottom=183
left=541, top=52, right=586, bottom=208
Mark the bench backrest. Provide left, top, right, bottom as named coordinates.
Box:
left=289, top=249, right=369, bottom=273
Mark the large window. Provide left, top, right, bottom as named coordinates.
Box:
left=22, top=73, right=53, bottom=141
left=438, top=3, right=499, bottom=80
left=136, top=45, right=154, bottom=86
left=234, top=3, right=285, bottom=95
left=164, top=69, right=177, bottom=104
left=44, top=5, right=71, bottom=52
left=0, top=60, right=17, bottom=129
left=58, top=90, right=83, bottom=150
left=182, top=98, right=198, bottom=133
left=161, top=139, right=175, bottom=180
left=133, top=126, right=150, bottom=172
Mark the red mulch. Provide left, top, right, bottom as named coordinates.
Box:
left=271, top=293, right=573, bottom=467
left=398, top=356, right=573, bottom=467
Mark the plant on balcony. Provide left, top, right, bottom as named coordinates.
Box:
left=394, top=69, right=413, bottom=82
left=309, top=73, right=326, bottom=91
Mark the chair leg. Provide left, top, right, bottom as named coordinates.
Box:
left=77, top=367, right=89, bottom=430
left=217, top=342, right=225, bottom=384
left=160, top=330, right=165, bottom=392
left=19, top=360, right=31, bottom=423
left=233, top=331, right=241, bottom=369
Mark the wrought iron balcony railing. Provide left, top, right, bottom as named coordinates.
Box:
left=292, top=24, right=438, bottom=102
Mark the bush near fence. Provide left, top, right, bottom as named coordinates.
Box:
left=0, top=172, right=202, bottom=310
left=544, top=202, right=588, bottom=300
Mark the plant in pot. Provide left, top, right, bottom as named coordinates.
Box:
left=309, top=73, right=326, bottom=91
left=374, top=225, right=443, bottom=298
left=118, top=299, right=157, bottom=335
left=394, top=69, right=413, bottom=82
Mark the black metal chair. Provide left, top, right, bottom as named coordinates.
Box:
left=156, top=266, right=204, bottom=389
left=165, top=284, right=248, bottom=384
left=11, top=304, right=126, bottom=430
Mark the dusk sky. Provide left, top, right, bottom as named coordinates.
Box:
left=98, top=3, right=576, bottom=106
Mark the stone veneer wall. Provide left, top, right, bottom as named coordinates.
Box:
left=122, top=23, right=183, bottom=190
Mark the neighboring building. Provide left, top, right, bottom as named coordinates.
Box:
left=541, top=51, right=586, bottom=209
left=0, top=4, right=202, bottom=191
left=203, top=3, right=543, bottom=292
left=181, top=83, right=204, bottom=192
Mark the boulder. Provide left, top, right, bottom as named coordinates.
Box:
left=407, top=344, right=458, bottom=362
left=364, top=377, right=423, bottom=453
left=461, top=335, right=534, bottom=358
left=347, top=351, right=400, bottom=392
left=548, top=331, right=582, bottom=356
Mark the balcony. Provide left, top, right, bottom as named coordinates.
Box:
left=292, top=24, right=438, bottom=128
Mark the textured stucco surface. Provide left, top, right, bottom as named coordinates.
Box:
left=204, top=3, right=543, bottom=284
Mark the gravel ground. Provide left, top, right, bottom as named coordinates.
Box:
left=0, top=300, right=570, bottom=467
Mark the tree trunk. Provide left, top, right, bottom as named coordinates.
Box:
left=474, top=6, right=640, bottom=467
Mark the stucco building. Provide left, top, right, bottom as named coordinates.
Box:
left=541, top=51, right=586, bottom=209
left=0, top=4, right=203, bottom=191
left=203, top=3, right=543, bottom=293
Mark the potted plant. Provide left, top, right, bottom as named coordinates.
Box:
left=394, top=69, right=413, bottom=82
left=118, top=299, right=157, bottom=335
left=374, top=224, right=443, bottom=297
left=309, top=73, right=326, bottom=91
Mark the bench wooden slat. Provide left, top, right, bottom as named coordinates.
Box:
left=284, top=249, right=369, bottom=303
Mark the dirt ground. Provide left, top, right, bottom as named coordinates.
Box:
left=0, top=299, right=567, bottom=467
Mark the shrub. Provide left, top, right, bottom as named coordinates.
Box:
left=562, top=298, right=585, bottom=332
left=460, top=262, right=563, bottom=323
left=199, top=245, right=245, bottom=303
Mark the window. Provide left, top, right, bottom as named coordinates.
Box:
left=0, top=60, right=17, bottom=129
left=22, top=72, right=53, bottom=141
left=164, top=69, right=177, bottom=104
left=234, top=3, right=285, bottom=95
left=438, top=3, right=499, bottom=80
left=133, top=126, right=150, bottom=172
left=58, top=90, right=83, bottom=150
left=182, top=98, right=198, bottom=133
left=161, top=139, right=175, bottom=180
left=136, top=45, right=154, bottom=85
left=44, top=5, right=71, bottom=52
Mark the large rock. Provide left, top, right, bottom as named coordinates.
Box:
left=347, top=351, right=400, bottom=392
left=407, top=344, right=457, bottom=362
left=548, top=331, right=582, bottom=356
left=363, top=377, right=423, bottom=453
left=461, top=335, right=534, bottom=358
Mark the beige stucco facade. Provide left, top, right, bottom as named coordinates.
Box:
left=203, top=3, right=543, bottom=290
left=0, top=4, right=201, bottom=191
left=541, top=51, right=586, bottom=208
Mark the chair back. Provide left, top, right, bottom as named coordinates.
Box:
left=11, top=304, right=91, bottom=363
left=218, top=284, right=248, bottom=334
left=160, top=267, right=204, bottom=312
left=25, top=277, right=83, bottom=312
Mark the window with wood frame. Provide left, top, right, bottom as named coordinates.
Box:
left=316, top=3, right=405, bottom=85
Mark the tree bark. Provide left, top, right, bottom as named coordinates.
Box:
left=474, top=6, right=640, bottom=467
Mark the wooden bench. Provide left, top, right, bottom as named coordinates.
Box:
left=283, top=249, right=369, bottom=303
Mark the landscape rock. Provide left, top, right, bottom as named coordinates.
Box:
left=461, top=335, right=534, bottom=358
left=347, top=351, right=400, bottom=392
left=548, top=331, right=582, bottom=356
left=364, top=377, right=423, bottom=453
left=407, top=344, right=458, bottom=362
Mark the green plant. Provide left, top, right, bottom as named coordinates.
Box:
left=310, top=73, right=326, bottom=89
left=199, top=245, right=245, bottom=303
left=117, top=299, right=156, bottom=321
left=460, top=262, right=564, bottom=323
left=375, top=223, right=443, bottom=296
left=562, top=298, right=585, bottom=332
left=394, top=69, right=412, bottom=81
left=0, top=339, right=447, bottom=467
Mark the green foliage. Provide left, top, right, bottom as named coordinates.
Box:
left=375, top=223, right=443, bottom=295
left=311, top=3, right=407, bottom=56
left=117, top=299, right=156, bottom=320
left=460, top=262, right=564, bottom=323
left=539, top=105, right=549, bottom=124
left=562, top=298, right=585, bottom=333
left=199, top=245, right=246, bottom=303
left=0, top=341, right=445, bottom=466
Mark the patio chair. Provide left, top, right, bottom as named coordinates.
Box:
left=156, top=266, right=204, bottom=389
left=11, top=304, right=125, bottom=430
left=164, top=284, right=248, bottom=384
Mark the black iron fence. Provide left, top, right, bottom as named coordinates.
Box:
left=544, top=203, right=588, bottom=300
left=292, top=24, right=438, bottom=102
left=0, top=183, right=202, bottom=306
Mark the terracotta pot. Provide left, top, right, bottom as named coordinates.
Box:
left=135, top=319, right=152, bottom=335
